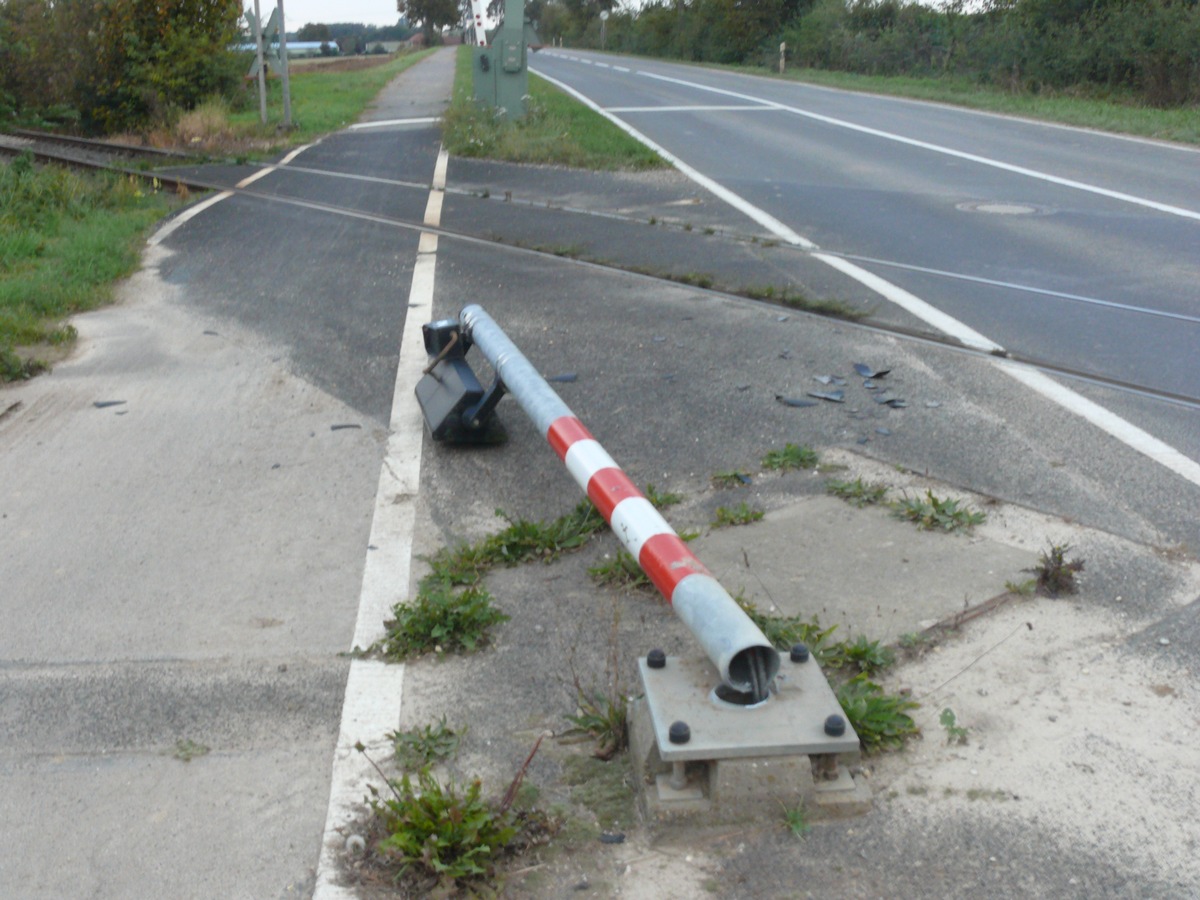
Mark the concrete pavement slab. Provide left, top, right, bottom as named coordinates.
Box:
left=692, top=494, right=1035, bottom=644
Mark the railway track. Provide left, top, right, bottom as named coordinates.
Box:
left=3, top=129, right=1195, bottom=412
left=0, top=128, right=208, bottom=191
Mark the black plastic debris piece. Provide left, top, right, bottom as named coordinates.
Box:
left=853, top=363, right=891, bottom=379
left=857, top=436, right=870, bottom=445
left=876, top=427, right=892, bottom=436
left=652, top=336, right=667, bottom=343
left=202, top=330, right=219, bottom=336
left=775, top=394, right=818, bottom=408
left=93, top=400, right=126, bottom=409
left=330, top=423, right=361, bottom=431
left=599, top=832, right=626, bottom=844
left=808, top=390, right=845, bottom=403
left=736, top=384, right=752, bottom=392
left=547, top=373, right=578, bottom=383
left=863, top=380, right=877, bottom=390
left=778, top=349, right=793, bottom=360
left=884, top=398, right=908, bottom=408
left=813, top=375, right=848, bottom=386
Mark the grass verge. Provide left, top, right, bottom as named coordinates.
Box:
left=442, top=45, right=665, bottom=169
left=0, top=153, right=173, bottom=382
left=707, top=61, right=1200, bottom=145
left=219, top=49, right=437, bottom=149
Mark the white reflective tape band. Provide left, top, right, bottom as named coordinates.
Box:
left=564, top=439, right=617, bottom=491
left=609, top=496, right=671, bottom=561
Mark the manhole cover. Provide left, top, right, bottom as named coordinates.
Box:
left=956, top=200, right=1044, bottom=216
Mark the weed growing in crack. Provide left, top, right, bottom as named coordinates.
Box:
left=1005, top=578, right=1037, bottom=596
left=939, top=708, right=970, bottom=745
left=839, top=635, right=896, bottom=675
left=834, top=675, right=919, bottom=753
left=358, top=734, right=556, bottom=893
left=588, top=548, right=651, bottom=590
left=1030, top=543, right=1085, bottom=596
left=781, top=800, right=811, bottom=838
left=826, top=477, right=889, bottom=507
left=379, top=582, right=509, bottom=660
left=644, top=483, right=683, bottom=509
left=429, top=501, right=607, bottom=587
left=890, top=490, right=985, bottom=533
left=564, top=691, right=628, bottom=762
left=391, top=717, right=465, bottom=769
left=712, top=469, right=753, bottom=489
left=712, top=502, right=765, bottom=528
left=762, top=443, right=819, bottom=472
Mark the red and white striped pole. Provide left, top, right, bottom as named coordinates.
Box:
left=458, top=305, right=781, bottom=700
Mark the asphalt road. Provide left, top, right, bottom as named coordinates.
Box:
left=3, top=47, right=1199, bottom=899
left=530, top=50, right=1200, bottom=461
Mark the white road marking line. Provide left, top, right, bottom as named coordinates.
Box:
left=312, top=146, right=448, bottom=898
left=534, top=67, right=1200, bottom=486
left=608, top=104, right=773, bottom=113
left=1000, top=363, right=1200, bottom=486
left=348, top=117, right=441, bottom=130
left=814, top=252, right=1002, bottom=352
left=613, top=65, right=630, bottom=72
left=151, top=144, right=318, bottom=243
left=531, top=68, right=815, bottom=249
left=280, top=143, right=315, bottom=165
left=235, top=167, right=276, bottom=188
left=147, top=191, right=233, bottom=245
left=637, top=70, right=1200, bottom=222
left=836, top=252, right=1200, bottom=325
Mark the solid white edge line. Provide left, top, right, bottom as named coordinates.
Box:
left=608, top=104, right=774, bottom=113
left=637, top=69, right=1200, bottom=223
left=1000, top=363, right=1200, bottom=488
left=312, top=146, right=449, bottom=899
left=530, top=67, right=817, bottom=250
left=535, top=68, right=1200, bottom=487
left=147, top=191, right=233, bottom=245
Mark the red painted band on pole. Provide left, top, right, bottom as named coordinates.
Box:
left=639, top=533, right=711, bottom=599
left=587, top=468, right=643, bottom=521
left=547, top=416, right=592, bottom=461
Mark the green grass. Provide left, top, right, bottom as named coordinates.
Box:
left=0, top=154, right=172, bottom=381
left=890, top=489, right=985, bottom=533
left=761, top=443, right=820, bottom=472
left=711, top=501, right=764, bottom=528
left=442, top=45, right=665, bottom=169
left=826, top=477, right=889, bottom=508
left=226, top=50, right=437, bottom=145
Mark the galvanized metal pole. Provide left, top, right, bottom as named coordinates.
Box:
left=276, top=0, right=293, bottom=129
left=252, top=0, right=268, bottom=124
left=458, top=305, right=781, bottom=699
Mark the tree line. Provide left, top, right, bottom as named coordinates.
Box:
left=540, top=0, right=1200, bottom=108
left=0, top=0, right=417, bottom=133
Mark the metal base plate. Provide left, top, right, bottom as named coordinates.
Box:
left=639, top=656, right=859, bottom=762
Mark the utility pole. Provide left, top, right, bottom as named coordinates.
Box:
left=252, top=0, right=267, bottom=123
left=277, top=0, right=293, bottom=128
